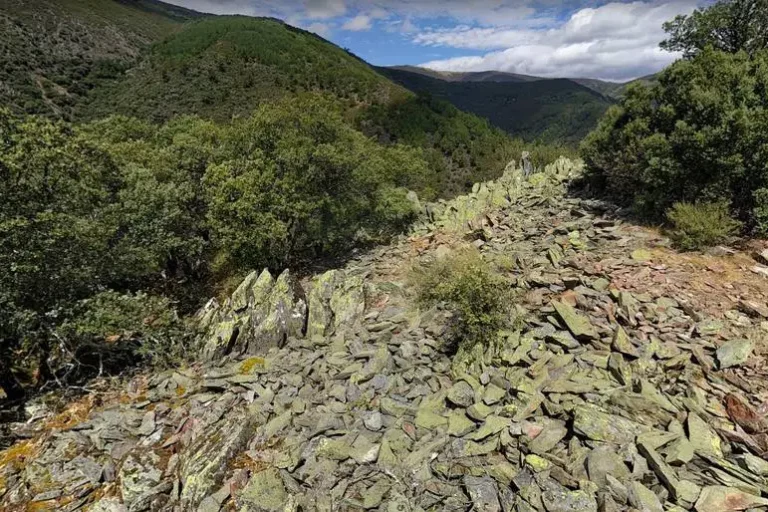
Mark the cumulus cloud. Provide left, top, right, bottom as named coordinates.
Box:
left=305, top=0, right=346, bottom=19
left=303, top=21, right=334, bottom=37
left=419, top=1, right=699, bottom=81
left=342, top=14, right=372, bottom=31
left=385, top=17, right=419, bottom=34
left=167, top=0, right=545, bottom=26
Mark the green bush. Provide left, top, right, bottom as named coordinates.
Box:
left=581, top=48, right=768, bottom=230
left=666, top=201, right=742, bottom=250
left=411, top=247, right=512, bottom=352
left=203, top=95, right=429, bottom=271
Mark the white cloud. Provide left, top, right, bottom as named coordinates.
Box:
left=343, top=14, right=373, bottom=31
left=400, top=17, right=418, bottom=33
left=304, top=0, right=346, bottom=19
left=167, top=0, right=547, bottom=27
left=303, top=21, right=334, bottom=37
left=419, top=1, right=699, bottom=81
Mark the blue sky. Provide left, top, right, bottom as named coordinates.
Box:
left=168, top=0, right=704, bottom=81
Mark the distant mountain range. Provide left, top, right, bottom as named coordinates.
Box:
left=389, top=66, right=657, bottom=99
left=378, top=67, right=660, bottom=143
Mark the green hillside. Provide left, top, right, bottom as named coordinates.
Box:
left=0, top=0, right=202, bottom=118
left=81, top=16, right=407, bottom=122
left=379, top=66, right=613, bottom=143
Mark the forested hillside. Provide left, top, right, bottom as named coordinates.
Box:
left=379, top=66, right=613, bottom=143
left=0, top=0, right=201, bottom=118
left=81, top=16, right=402, bottom=122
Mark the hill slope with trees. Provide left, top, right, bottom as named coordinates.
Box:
left=581, top=0, right=768, bottom=248
left=0, top=0, right=202, bottom=118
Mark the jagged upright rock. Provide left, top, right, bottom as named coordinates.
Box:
left=240, top=270, right=307, bottom=353
left=201, top=269, right=307, bottom=360
left=306, top=269, right=365, bottom=339
left=179, top=409, right=256, bottom=508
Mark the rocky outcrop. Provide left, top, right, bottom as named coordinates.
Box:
left=200, top=268, right=366, bottom=360
left=5, top=158, right=768, bottom=511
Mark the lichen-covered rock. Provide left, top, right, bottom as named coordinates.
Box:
left=446, top=381, right=475, bottom=408
left=694, top=486, right=768, bottom=512
left=464, top=475, right=501, bottom=512
left=202, top=269, right=307, bottom=360
left=119, top=451, right=163, bottom=507
left=237, top=467, right=288, bottom=511
left=241, top=270, right=307, bottom=353
left=306, top=269, right=365, bottom=338
left=628, top=481, right=663, bottom=512
left=553, top=300, right=598, bottom=340
left=687, top=413, right=723, bottom=458
left=716, top=339, right=753, bottom=369
left=540, top=478, right=598, bottom=512
left=573, top=406, right=645, bottom=444
left=179, top=410, right=257, bottom=507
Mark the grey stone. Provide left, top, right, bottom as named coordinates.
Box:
left=716, top=339, right=753, bottom=369
left=553, top=301, right=598, bottom=340
left=464, top=476, right=501, bottom=512
left=447, top=381, right=475, bottom=407
left=587, top=447, right=629, bottom=487
left=528, top=421, right=567, bottom=455
left=363, top=411, right=383, bottom=431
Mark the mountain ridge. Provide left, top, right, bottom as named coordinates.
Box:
left=388, top=65, right=658, bottom=99
left=3, top=157, right=765, bottom=511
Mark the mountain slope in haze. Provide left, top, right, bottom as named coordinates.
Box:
left=379, top=66, right=613, bottom=143
left=571, top=78, right=625, bottom=98
left=573, top=74, right=660, bottom=99
left=0, top=0, right=202, bottom=118
left=398, top=65, right=659, bottom=105
left=390, top=66, right=540, bottom=83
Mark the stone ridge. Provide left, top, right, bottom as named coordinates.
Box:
left=3, top=160, right=768, bottom=511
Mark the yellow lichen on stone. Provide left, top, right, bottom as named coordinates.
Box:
left=525, top=454, right=551, bottom=472
left=0, top=440, right=39, bottom=471
left=240, top=357, right=266, bottom=374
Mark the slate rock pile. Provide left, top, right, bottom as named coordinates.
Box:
left=2, top=160, right=768, bottom=512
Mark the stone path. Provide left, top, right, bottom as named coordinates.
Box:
left=3, top=159, right=768, bottom=511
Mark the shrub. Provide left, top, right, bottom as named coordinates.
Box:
left=666, top=201, right=742, bottom=250
left=411, top=247, right=512, bottom=352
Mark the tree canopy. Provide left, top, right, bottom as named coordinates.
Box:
left=661, top=0, right=768, bottom=57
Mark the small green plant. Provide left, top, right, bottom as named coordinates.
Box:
left=411, top=247, right=512, bottom=352
left=666, top=201, right=741, bottom=250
